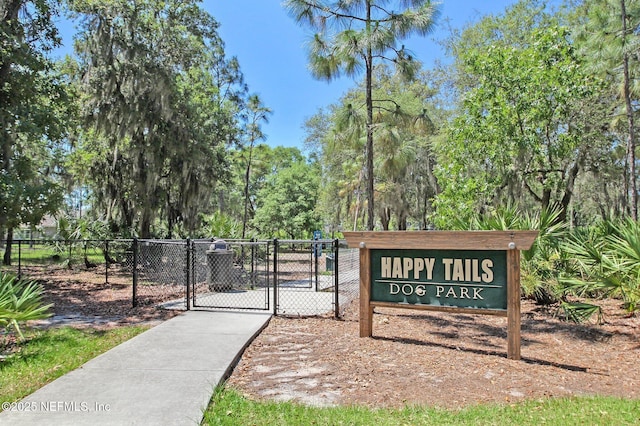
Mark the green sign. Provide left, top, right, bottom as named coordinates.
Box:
left=370, top=249, right=507, bottom=310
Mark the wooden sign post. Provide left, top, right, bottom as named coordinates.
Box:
left=343, top=231, right=538, bottom=360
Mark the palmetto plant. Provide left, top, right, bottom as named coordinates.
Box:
left=561, top=217, right=640, bottom=315
left=0, top=273, right=52, bottom=340
left=461, top=204, right=568, bottom=304
left=202, top=211, right=243, bottom=240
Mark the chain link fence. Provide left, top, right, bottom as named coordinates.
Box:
left=1, top=237, right=360, bottom=317
left=0, top=238, right=134, bottom=286
left=134, top=239, right=189, bottom=306
left=334, top=241, right=360, bottom=316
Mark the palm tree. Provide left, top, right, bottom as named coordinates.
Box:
left=240, top=95, right=272, bottom=239
left=284, top=0, right=440, bottom=230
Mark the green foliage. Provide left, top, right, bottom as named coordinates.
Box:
left=559, top=301, right=604, bottom=324
left=239, top=95, right=272, bottom=239
left=434, top=2, right=609, bottom=229
left=215, top=144, right=312, bottom=238
left=253, top=161, right=321, bottom=239
left=0, top=154, right=64, bottom=231
left=203, top=388, right=640, bottom=426
left=0, top=273, right=52, bottom=340
left=307, top=65, right=441, bottom=232
left=575, top=0, right=640, bottom=218
left=0, top=0, right=70, bottom=233
left=48, top=216, right=109, bottom=267
left=284, top=1, right=440, bottom=82
left=561, top=217, right=640, bottom=314
left=68, top=0, right=241, bottom=237
left=201, top=212, right=243, bottom=240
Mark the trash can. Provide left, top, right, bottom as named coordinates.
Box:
left=206, top=240, right=234, bottom=292
left=326, top=254, right=334, bottom=272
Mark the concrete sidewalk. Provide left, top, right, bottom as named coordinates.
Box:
left=0, top=310, right=272, bottom=425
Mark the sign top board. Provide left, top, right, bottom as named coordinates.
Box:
left=343, top=230, right=538, bottom=251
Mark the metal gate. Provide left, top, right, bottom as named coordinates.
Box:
left=273, top=239, right=339, bottom=316
left=190, top=240, right=271, bottom=311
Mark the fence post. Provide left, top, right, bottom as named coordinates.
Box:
left=105, top=240, right=109, bottom=285
left=334, top=239, right=339, bottom=318
left=265, top=240, right=271, bottom=311
left=192, top=239, right=196, bottom=308
left=185, top=238, right=191, bottom=311
left=314, top=239, right=319, bottom=292
left=132, top=238, right=138, bottom=308
left=251, top=238, right=256, bottom=289
left=18, top=239, right=22, bottom=278
left=273, top=238, right=278, bottom=316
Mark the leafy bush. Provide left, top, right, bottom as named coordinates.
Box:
left=201, top=211, right=243, bottom=239
left=0, top=273, right=52, bottom=340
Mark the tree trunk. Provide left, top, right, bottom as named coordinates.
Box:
left=136, top=148, right=152, bottom=238
left=218, top=191, right=226, bottom=214
left=397, top=209, right=407, bottom=230
left=541, top=188, right=551, bottom=211
left=3, top=227, right=13, bottom=266
left=558, top=160, right=581, bottom=223
left=140, top=211, right=152, bottom=239
left=380, top=207, right=390, bottom=230
left=621, top=0, right=637, bottom=219
left=365, top=1, right=375, bottom=231
left=0, top=1, right=23, bottom=233
left=166, top=192, right=174, bottom=239
left=242, top=145, right=254, bottom=239
left=0, top=1, right=23, bottom=88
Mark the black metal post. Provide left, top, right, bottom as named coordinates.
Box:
left=132, top=238, right=138, bottom=307
left=265, top=240, right=271, bottom=310
left=192, top=247, right=197, bottom=308
left=18, top=239, right=22, bottom=278
left=309, top=240, right=313, bottom=290
left=105, top=240, right=109, bottom=285
left=334, top=239, right=339, bottom=318
left=186, top=238, right=191, bottom=310
left=251, top=239, right=256, bottom=289
left=191, top=240, right=196, bottom=308
left=314, top=239, right=319, bottom=292
left=273, top=239, right=278, bottom=316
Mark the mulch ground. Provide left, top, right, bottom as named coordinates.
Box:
left=226, top=298, right=640, bottom=408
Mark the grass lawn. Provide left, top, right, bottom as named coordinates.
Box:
left=203, top=388, right=640, bottom=426
left=2, top=326, right=638, bottom=425
left=0, top=326, right=148, bottom=407
left=2, top=242, right=107, bottom=267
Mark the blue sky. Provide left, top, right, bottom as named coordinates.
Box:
left=209, top=1, right=525, bottom=150
left=54, top=1, right=529, bottom=150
